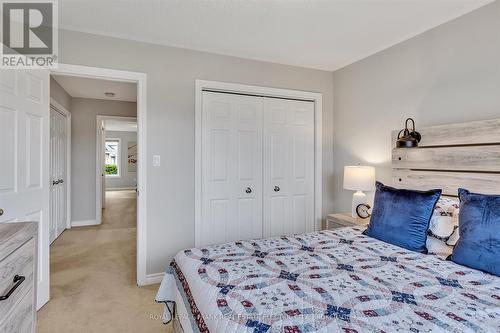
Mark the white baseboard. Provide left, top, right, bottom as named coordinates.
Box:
left=106, top=187, right=137, bottom=191
left=71, top=219, right=100, bottom=227
left=141, top=272, right=164, bottom=285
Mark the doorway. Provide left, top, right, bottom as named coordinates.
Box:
left=96, top=116, right=138, bottom=225
left=39, top=67, right=152, bottom=330
left=49, top=64, right=147, bottom=286
left=43, top=64, right=147, bottom=310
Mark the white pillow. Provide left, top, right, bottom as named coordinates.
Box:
left=426, top=236, right=453, bottom=259
left=426, top=197, right=459, bottom=259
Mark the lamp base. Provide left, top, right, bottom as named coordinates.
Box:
left=351, top=191, right=367, bottom=218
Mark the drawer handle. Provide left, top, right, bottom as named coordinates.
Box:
left=0, top=275, right=25, bottom=301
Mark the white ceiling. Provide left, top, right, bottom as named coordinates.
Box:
left=105, top=118, right=137, bottom=132
left=59, top=0, right=494, bottom=71
left=52, top=75, right=137, bottom=102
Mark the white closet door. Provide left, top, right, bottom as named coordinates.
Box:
left=57, top=111, right=67, bottom=236
left=263, top=98, right=315, bottom=237
left=50, top=106, right=67, bottom=243
left=50, top=109, right=56, bottom=241
left=200, top=91, right=263, bottom=246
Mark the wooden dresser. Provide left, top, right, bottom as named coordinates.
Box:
left=0, top=223, right=37, bottom=332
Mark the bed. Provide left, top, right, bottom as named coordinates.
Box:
left=156, top=118, right=500, bottom=332
left=156, top=226, right=499, bottom=332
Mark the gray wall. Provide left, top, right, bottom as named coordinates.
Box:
left=50, top=77, right=72, bottom=111
left=58, top=29, right=334, bottom=275
left=105, top=130, right=137, bottom=189
left=332, top=1, right=500, bottom=212
left=71, top=98, right=137, bottom=222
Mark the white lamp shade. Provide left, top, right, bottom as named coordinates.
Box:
left=343, top=166, right=376, bottom=191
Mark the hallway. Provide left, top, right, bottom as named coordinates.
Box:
left=38, top=190, right=166, bottom=332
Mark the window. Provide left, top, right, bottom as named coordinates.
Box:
left=105, top=139, right=120, bottom=177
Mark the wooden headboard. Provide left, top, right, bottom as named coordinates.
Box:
left=391, top=118, right=500, bottom=196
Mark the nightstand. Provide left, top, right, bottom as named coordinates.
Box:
left=326, top=213, right=370, bottom=230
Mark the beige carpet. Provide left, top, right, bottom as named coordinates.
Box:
left=38, top=190, right=170, bottom=333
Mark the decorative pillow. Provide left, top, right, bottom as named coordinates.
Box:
left=364, top=182, right=441, bottom=253
left=446, top=227, right=460, bottom=246
left=426, top=197, right=459, bottom=258
left=451, top=189, right=500, bottom=276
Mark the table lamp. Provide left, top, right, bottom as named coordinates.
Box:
left=343, top=166, right=376, bottom=218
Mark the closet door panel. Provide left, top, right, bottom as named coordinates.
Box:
left=237, top=198, right=255, bottom=241
left=210, top=199, right=229, bottom=245
left=265, top=132, right=290, bottom=236
left=49, top=108, right=67, bottom=243
left=211, top=129, right=230, bottom=182
left=201, top=92, right=263, bottom=246
left=270, top=134, right=287, bottom=181
left=57, top=110, right=67, bottom=237
left=269, top=196, right=288, bottom=237
left=237, top=130, right=256, bottom=182
left=292, top=195, right=307, bottom=234
left=49, top=110, right=56, bottom=242
left=236, top=129, right=261, bottom=240
left=263, top=101, right=289, bottom=237
left=233, top=96, right=263, bottom=242
left=263, top=98, right=314, bottom=237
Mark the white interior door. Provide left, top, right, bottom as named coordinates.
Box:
left=263, top=98, right=315, bottom=237
left=50, top=106, right=67, bottom=243
left=95, top=117, right=106, bottom=222
left=200, top=91, right=263, bottom=246
left=101, top=124, right=106, bottom=209
left=0, top=69, right=50, bottom=309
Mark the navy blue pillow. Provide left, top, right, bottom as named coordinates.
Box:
left=364, top=182, right=441, bottom=253
left=451, top=189, right=500, bottom=276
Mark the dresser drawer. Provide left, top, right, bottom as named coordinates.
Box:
left=0, top=238, right=35, bottom=317
left=0, top=288, right=34, bottom=333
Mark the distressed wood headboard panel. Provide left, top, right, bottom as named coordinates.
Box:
left=391, top=118, right=500, bottom=196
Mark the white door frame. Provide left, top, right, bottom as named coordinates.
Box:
left=50, top=98, right=72, bottom=231
left=194, top=80, right=323, bottom=247
left=50, top=64, right=148, bottom=286
left=96, top=115, right=137, bottom=224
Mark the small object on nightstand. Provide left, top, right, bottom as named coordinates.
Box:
left=326, top=213, right=370, bottom=230
left=343, top=166, right=375, bottom=218
left=356, top=203, right=371, bottom=219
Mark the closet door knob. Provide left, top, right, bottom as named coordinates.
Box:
left=0, top=208, right=3, bottom=216
left=245, top=187, right=252, bottom=194
left=274, top=186, right=280, bottom=192
left=59, top=179, right=64, bottom=184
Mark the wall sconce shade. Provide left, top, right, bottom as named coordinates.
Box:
left=396, top=118, right=421, bottom=148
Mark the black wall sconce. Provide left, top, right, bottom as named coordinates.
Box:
left=396, top=118, right=421, bottom=148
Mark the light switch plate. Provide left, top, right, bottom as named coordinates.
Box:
left=153, top=155, right=161, bottom=167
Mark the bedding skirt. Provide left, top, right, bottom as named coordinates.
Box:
left=156, top=227, right=500, bottom=333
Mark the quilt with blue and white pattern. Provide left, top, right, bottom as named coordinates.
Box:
left=159, top=227, right=500, bottom=333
